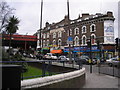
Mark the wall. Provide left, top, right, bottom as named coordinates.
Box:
left=21, top=64, right=85, bottom=89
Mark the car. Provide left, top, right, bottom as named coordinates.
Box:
left=44, top=53, right=57, bottom=60
left=29, top=54, right=36, bottom=59
left=76, top=55, right=97, bottom=65
left=77, top=55, right=90, bottom=64
left=92, top=58, right=98, bottom=64
left=106, top=57, right=119, bottom=67
left=36, top=53, right=43, bottom=60
left=58, top=56, right=67, bottom=61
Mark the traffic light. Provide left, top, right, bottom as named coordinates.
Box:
left=87, top=39, right=91, bottom=48
left=97, top=40, right=100, bottom=49
left=115, top=38, right=118, bottom=47
left=115, top=38, right=120, bottom=51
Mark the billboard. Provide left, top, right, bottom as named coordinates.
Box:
left=104, top=20, right=114, bottom=44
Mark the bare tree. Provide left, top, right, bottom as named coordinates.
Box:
left=0, top=1, right=15, bottom=33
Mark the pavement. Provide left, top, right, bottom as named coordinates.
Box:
left=51, top=62, right=119, bottom=89
left=82, top=65, right=119, bottom=89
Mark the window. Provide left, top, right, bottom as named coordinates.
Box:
left=41, top=33, right=43, bottom=38
left=53, top=32, right=56, bottom=38
left=74, top=36, right=79, bottom=46
left=74, top=27, right=79, bottom=35
left=67, top=30, right=69, bottom=36
left=82, top=26, right=87, bottom=33
left=46, top=40, right=49, bottom=46
left=58, top=31, right=62, bottom=37
left=47, top=27, right=50, bottom=30
left=47, top=33, right=49, bottom=38
left=90, top=24, right=96, bottom=32
left=53, top=40, right=56, bottom=45
left=58, top=39, right=62, bottom=46
left=91, top=34, right=96, bottom=44
left=43, top=40, right=46, bottom=47
left=37, top=33, right=40, bottom=39
left=82, top=35, right=87, bottom=45
left=43, top=33, right=46, bottom=39
left=70, top=29, right=72, bottom=36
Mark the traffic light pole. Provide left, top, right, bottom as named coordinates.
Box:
left=89, top=36, right=92, bottom=73
left=87, top=36, right=92, bottom=73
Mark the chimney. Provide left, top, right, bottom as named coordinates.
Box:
left=45, top=22, right=49, bottom=27
left=82, top=13, right=89, bottom=18
left=107, top=11, right=113, bottom=17
left=64, top=15, right=69, bottom=20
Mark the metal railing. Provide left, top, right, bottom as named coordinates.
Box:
left=1, top=59, right=83, bottom=80
left=98, top=61, right=120, bottom=78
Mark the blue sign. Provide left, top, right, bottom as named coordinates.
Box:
left=68, top=37, right=73, bottom=41
left=64, top=46, right=100, bottom=52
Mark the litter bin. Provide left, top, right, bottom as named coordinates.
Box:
left=0, top=64, right=22, bottom=90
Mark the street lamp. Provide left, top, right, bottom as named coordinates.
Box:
left=25, top=33, right=28, bottom=51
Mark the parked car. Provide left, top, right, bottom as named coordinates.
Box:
left=79, top=55, right=90, bottom=64
left=106, top=57, right=119, bottom=67
left=36, top=53, right=43, bottom=60
left=29, top=54, right=36, bottom=59
left=44, top=53, right=57, bottom=60
left=77, top=55, right=97, bottom=65
left=58, top=56, right=68, bottom=61
left=92, top=58, right=98, bottom=64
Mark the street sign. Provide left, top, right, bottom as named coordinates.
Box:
left=68, top=37, right=73, bottom=41
left=67, top=37, right=73, bottom=44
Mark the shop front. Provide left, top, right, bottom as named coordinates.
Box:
left=64, top=45, right=115, bottom=59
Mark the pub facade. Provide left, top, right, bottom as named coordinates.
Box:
left=37, top=11, right=115, bottom=59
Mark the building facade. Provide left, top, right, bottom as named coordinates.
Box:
left=37, top=11, right=115, bottom=58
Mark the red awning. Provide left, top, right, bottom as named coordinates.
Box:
left=50, top=50, right=62, bottom=54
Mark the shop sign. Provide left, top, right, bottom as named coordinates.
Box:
left=104, top=20, right=114, bottom=44
left=64, top=46, right=100, bottom=52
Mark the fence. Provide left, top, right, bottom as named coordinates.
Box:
left=98, top=62, right=120, bottom=78
left=1, top=59, right=83, bottom=80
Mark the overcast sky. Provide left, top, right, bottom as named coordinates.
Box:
left=4, top=0, right=119, bottom=38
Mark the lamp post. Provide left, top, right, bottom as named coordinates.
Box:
left=67, top=0, right=72, bottom=62
left=25, top=33, right=28, bottom=51
left=39, top=0, right=43, bottom=55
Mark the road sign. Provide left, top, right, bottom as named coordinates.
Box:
left=67, top=37, right=73, bottom=44
left=68, top=37, right=73, bottom=41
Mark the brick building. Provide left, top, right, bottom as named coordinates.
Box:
left=37, top=11, right=115, bottom=58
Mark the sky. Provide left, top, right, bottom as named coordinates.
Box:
left=3, top=0, right=119, bottom=38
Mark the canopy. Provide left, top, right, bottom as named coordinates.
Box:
left=50, top=50, right=62, bottom=54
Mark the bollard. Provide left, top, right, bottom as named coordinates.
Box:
left=42, top=62, right=46, bottom=77
left=1, top=64, right=22, bottom=90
